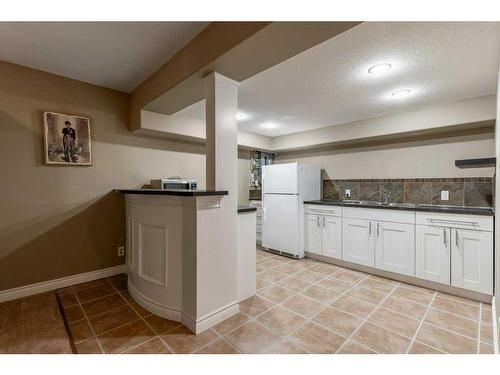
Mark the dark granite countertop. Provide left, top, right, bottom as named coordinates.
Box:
left=304, top=200, right=494, bottom=216
left=115, top=189, right=228, bottom=197
left=238, top=205, right=257, bottom=214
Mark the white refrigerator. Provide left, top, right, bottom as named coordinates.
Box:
left=262, top=162, right=321, bottom=258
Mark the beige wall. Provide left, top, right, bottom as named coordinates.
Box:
left=0, top=60, right=207, bottom=291
left=238, top=158, right=250, bottom=205
left=277, top=135, right=495, bottom=179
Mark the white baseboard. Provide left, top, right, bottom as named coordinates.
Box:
left=0, top=264, right=127, bottom=303
left=128, top=281, right=181, bottom=322
left=492, top=296, right=499, bottom=354
left=185, top=302, right=239, bottom=334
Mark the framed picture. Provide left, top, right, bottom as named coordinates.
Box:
left=43, top=111, right=92, bottom=166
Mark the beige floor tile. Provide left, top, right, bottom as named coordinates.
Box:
left=289, top=322, right=345, bottom=354
left=268, top=340, right=307, bottom=354
left=352, top=322, right=411, bottom=354
left=316, top=278, right=352, bottom=294
left=257, top=306, right=307, bottom=336
left=399, top=282, right=434, bottom=295
left=369, top=307, right=420, bottom=338
left=294, top=270, right=326, bottom=284
left=479, top=342, right=494, bottom=354
left=257, top=269, right=288, bottom=283
left=367, top=275, right=399, bottom=286
left=338, top=340, right=376, bottom=354
left=332, top=269, right=366, bottom=283
left=436, top=292, right=480, bottom=307
left=345, top=286, right=387, bottom=305
left=480, top=323, right=493, bottom=345
left=72, top=279, right=110, bottom=292
left=88, top=305, right=139, bottom=335
left=432, top=297, right=479, bottom=321
left=391, top=286, right=434, bottom=306
left=129, top=302, right=153, bottom=317
left=98, top=320, right=155, bottom=353
left=273, top=263, right=302, bottom=275
left=290, top=260, right=317, bottom=270
left=276, top=276, right=313, bottom=292
left=416, top=322, right=477, bottom=354
left=408, top=341, right=444, bottom=354
left=381, top=296, right=428, bottom=320
left=257, top=284, right=296, bottom=303
left=212, top=312, right=250, bottom=335
left=75, top=338, right=102, bottom=354
left=161, top=326, right=218, bottom=354
left=425, top=308, right=478, bottom=339
left=63, top=305, right=85, bottom=323
left=224, top=320, right=282, bottom=354
left=119, top=290, right=134, bottom=303
left=281, top=294, right=324, bottom=318
left=301, top=285, right=341, bottom=304
left=197, top=338, right=239, bottom=354
left=123, top=337, right=171, bottom=354
left=358, top=278, right=397, bottom=294
left=481, top=304, right=492, bottom=324
left=313, top=307, right=362, bottom=337
left=307, top=263, right=342, bottom=276
left=81, top=293, right=127, bottom=317
left=331, top=295, right=377, bottom=319
left=69, top=319, right=94, bottom=343
left=144, top=315, right=182, bottom=335
left=256, top=278, right=271, bottom=290
left=239, top=296, right=275, bottom=317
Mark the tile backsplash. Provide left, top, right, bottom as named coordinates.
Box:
left=323, top=177, right=494, bottom=207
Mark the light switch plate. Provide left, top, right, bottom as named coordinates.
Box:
left=345, top=189, right=351, bottom=198
left=441, top=190, right=449, bottom=201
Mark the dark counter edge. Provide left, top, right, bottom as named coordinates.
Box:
left=304, top=200, right=494, bottom=216
left=238, top=205, right=257, bottom=214
left=115, top=189, right=228, bottom=197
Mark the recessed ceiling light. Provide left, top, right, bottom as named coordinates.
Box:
left=261, top=122, right=278, bottom=129
left=368, top=63, right=392, bottom=75
left=391, top=89, right=412, bottom=98
left=236, top=112, right=248, bottom=121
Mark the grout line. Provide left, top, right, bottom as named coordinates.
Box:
left=405, top=291, right=437, bottom=354
left=334, top=280, right=401, bottom=354
left=477, top=303, right=483, bottom=354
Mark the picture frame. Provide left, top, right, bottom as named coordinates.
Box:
left=42, top=111, right=92, bottom=166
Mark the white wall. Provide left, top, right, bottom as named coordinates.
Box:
left=277, top=136, right=495, bottom=179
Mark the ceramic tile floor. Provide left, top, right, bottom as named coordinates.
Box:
left=51, top=249, right=496, bottom=354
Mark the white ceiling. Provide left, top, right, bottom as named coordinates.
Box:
left=0, top=22, right=209, bottom=92
left=237, top=22, right=500, bottom=137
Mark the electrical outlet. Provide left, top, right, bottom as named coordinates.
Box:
left=441, top=190, right=449, bottom=201
left=117, top=246, right=125, bottom=257
left=345, top=189, right=351, bottom=198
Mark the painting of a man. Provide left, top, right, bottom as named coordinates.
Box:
left=43, top=112, right=92, bottom=166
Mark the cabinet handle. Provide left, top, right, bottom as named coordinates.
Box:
left=323, top=216, right=326, bottom=228
left=443, top=228, right=447, bottom=246
left=369, top=222, right=372, bottom=236
left=377, top=222, right=380, bottom=237
left=456, top=230, right=460, bottom=251
left=316, top=216, right=320, bottom=227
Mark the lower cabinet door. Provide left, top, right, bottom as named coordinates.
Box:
left=305, top=214, right=322, bottom=255
left=375, top=221, right=415, bottom=276
left=322, top=215, right=342, bottom=259
left=342, top=218, right=374, bottom=267
left=451, top=229, right=493, bottom=294
left=416, top=225, right=450, bottom=284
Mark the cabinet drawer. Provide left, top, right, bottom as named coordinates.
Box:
left=305, top=204, right=342, bottom=217
left=416, top=212, right=492, bottom=232
left=343, top=207, right=415, bottom=224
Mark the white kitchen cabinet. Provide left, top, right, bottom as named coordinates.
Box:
left=342, top=218, right=374, bottom=267
left=416, top=225, right=450, bottom=284
left=322, top=215, right=342, bottom=259
left=375, top=221, right=415, bottom=276
left=451, top=228, right=493, bottom=294
left=306, top=214, right=323, bottom=255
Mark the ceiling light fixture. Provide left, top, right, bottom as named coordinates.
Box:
left=236, top=112, right=248, bottom=121
left=391, top=89, right=412, bottom=98
left=368, top=63, right=392, bottom=75
left=261, top=122, right=278, bottom=129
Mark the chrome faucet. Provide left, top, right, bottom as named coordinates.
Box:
left=383, top=191, right=392, bottom=204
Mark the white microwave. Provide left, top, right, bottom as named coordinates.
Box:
left=150, top=178, right=197, bottom=190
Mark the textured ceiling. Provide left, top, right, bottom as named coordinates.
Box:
left=0, top=22, right=209, bottom=92
left=237, top=22, right=500, bottom=136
